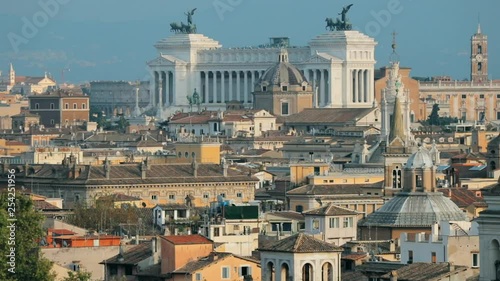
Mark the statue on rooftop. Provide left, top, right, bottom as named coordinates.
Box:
left=326, top=4, right=353, bottom=31
left=170, top=8, right=197, bottom=34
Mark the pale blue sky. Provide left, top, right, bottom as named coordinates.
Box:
left=1, top=0, right=499, bottom=83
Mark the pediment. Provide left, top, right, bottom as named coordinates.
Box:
left=147, top=55, right=186, bottom=66
left=304, top=52, right=342, bottom=64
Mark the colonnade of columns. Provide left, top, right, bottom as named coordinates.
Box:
left=153, top=70, right=175, bottom=107
left=152, top=68, right=374, bottom=108
left=304, top=69, right=331, bottom=107
left=199, top=70, right=265, bottom=105
left=351, top=69, right=372, bottom=104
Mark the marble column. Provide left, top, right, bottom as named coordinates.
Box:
left=244, top=71, right=248, bottom=104
left=165, top=71, right=170, bottom=106
left=213, top=71, right=218, bottom=104
left=354, top=69, right=359, bottom=103
left=204, top=71, right=209, bottom=104
left=229, top=71, right=233, bottom=101
left=221, top=71, right=226, bottom=104
left=236, top=71, right=241, bottom=101
left=250, top=71, right=255, bottom=104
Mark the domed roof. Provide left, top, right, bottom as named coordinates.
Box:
left=258, top=49, right=308, bottom=87
left=358, top=192, right=467, bottom=227
left=405, top=146, right=433, bottom=169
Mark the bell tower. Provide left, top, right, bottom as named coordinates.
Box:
left=471, top=24, right=488, bottom=83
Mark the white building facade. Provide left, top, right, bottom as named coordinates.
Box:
left=147, top=30, right=377, bottom=120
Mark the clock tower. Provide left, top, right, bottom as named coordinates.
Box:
left=471, top=24, right=488, bottom=83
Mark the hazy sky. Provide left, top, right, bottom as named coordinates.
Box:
left=1, top=0, right=499, bottom=83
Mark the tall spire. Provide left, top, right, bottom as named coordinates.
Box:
left=389, top=96, right=405, bottom=143
left=477, top=13, right=481, bottom=34
left=389, top=31, right=399, bottom=63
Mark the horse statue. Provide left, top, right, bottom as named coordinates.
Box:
left=325, top=18, right=342, bottom=31
left=326, top=4, right=354, bottom=31
left=170, top=22, right=182, bottom=33
left=170, top=8, right=198, bottom=34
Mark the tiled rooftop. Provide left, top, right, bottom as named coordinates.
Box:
left=303, top=203, right=359, bottom=216
left=161, top=234, right=213, bottom=245
left=259, top=233, right=342, bottom=253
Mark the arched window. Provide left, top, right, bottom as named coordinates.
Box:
left=266, top=261, right=275, bottom=281
left=302, top=263, right=313, bottom=281
left=392, top=167, right=402, bottom=189
left=322, top=262, right=334, bottom=281
left=280, top=263, right=290, bottom=281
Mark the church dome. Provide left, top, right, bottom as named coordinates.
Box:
left=256, top=49, right=310, bottom=91
left=358, top=192, right=467, bottom=227
left=405, top=146, right=433, bottom=169
left=260, top=62, right=307, bottom=86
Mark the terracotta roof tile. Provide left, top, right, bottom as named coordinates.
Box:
left=284, top=108, right=375, bottom=124
left=161, top=234, right=212, bottom=245
left=259, top=233, right=343, bottom=253
left=303, top=203, right=359, bottom=216
left=102, top=242, right=152, bottom=265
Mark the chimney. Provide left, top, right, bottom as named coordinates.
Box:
left=151, top=236, right=157, bottom=253
left=222, top=157, right=228, bottom=177
left=448, top=262, right=455, bottom=272
left=104, top=157, right=111, bottom=179
left=140, top=161, right=147, bottom=179
left=192, top=160, right=198, bottom=178
left=389, top=270, right=398, bottom=281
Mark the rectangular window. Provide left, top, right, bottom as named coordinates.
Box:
left=82, top=103, right=86, bottom=109
left=236, top=192, right=242, bottom=198
left=220, top=193, right=226, bottom=198
left=240, top=266, right=250, bottom=277
left=281, top=102, right=289, bottom=115
left=329, top=217, right=339, bottom=228
left=282, top=223, right=292, bottom=231
left=222, top=267, right=230, bottom=279
left=313, top=219, right=320, bottom=230
left=214, top=227, right=220, bottom=237
left=125, top=265, right=133, bottom=275
left=195, top=273, right=202, bottom=281
left=203, top=193, right=209, bottom=199
left=480, top=94, right=485, bottom=99
left=282, top=85, right=288, bottom=91
left=431, top=252, right=437, bottom=263
left=65, top=103, right=69, bottom=109
left=271, top=223, right=279, bottom=232
left=416, top=175, right=423, bottom=188
left=151, top=195, right=158, bottom=200
left=472, top=253, right=479, bottom=268
left=408, top=250, right=413, bottom=263
left=168, top=194, right=175, bottom=200
left=461, top=94, right=466, bottom=99
left=343, top=217, right=353, bottom=228
left=497, top=94, right=500, bottom=99
left=50, top=103, right=54, bottom=109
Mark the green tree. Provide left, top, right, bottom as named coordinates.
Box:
left=115, top=116, right=129, bottom=133
left=0, top=193, right=56, bottom=281
left=62, top=270, right=92, bottom=281
left=427, top=103, right=440, bottom=126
